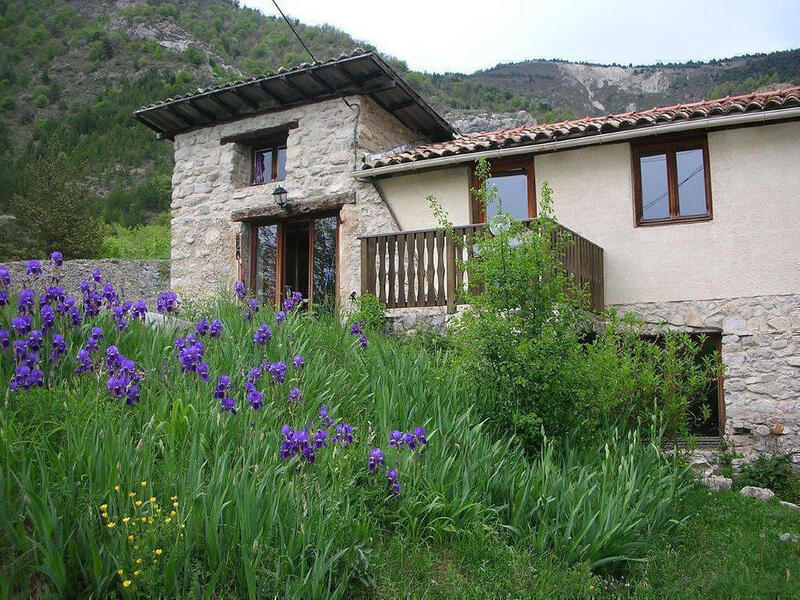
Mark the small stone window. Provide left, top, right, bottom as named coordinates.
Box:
left=252, top=137, right=287, bottom=185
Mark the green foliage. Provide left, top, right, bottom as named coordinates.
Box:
left=0, top=288, right=695, bottom=597
left=181, top=45, right=205, bottom=66
left=101, top=214, right=170, bottom=259
left=1, top=137, right=102, bottom=260
left=431, top=159, right=718, bottom=452
left=351, top=292, right=386, bottom=332
left=735, top=455, right=800, bottom=502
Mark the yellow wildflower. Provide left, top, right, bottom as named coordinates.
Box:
left=122, top=517, right=130, bottom=524
left=133, top=571, right=139, bottom=578
left=154, top=548, right=163, bottom=556
left=134, top=545, right=139, bottom=551
left=148, top=517, right=154, bottom=524
left=149, top=497, right=156, bottom=503
left=135, top=500, right=142, bottom=507
left=164, top=517, right=172, bottom=524
left=117, top=569, right=124, bottom=576
left=114, top=485, right=120, bottom=492
left=140, top=481, right=147, bottom=487
left=173, top=502, right=179, bottom=508
left=107, top=522, right=116, bottom=529
left=100, top=504, right=108, bottom=511
left=140, top=517, right=146, bottom=523
left=135, top=558, right=142, bottom=565
left=170, top=495, right=177, bottom=501
left=128, top=535, right=134, bottom=541
left=101, top=512, right=108, bottom=519
left=170, top=510, right=176, bottom=516
left=128, top=492, right=136, bottom=498
left=122, top=580, right=132, bottom=588
left=180, top=524, right=185, bottom=529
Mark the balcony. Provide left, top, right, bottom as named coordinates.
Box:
left=359, top=221, right=604, bottom=314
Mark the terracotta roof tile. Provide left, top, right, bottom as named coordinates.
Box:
left=363, top=86, right=800, bottom=170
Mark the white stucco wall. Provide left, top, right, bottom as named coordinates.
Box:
left=376, top=167, right=471, bottom=231
left=534, top=120, right=800, bottom=305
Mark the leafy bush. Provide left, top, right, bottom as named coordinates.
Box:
left=101, top=215, right=170, bottom=259
left=735, top=455, right=800, bottom=502
left=432, top=159, right=718, bottom=452
left=350, top=292, right=386, bottom=333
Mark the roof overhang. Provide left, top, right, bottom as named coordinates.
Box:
left=355, top=105, right=800, bottom=179
left=133, top=50, right=454, bottom=141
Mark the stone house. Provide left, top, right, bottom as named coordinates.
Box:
left=134, top=49, right=800, bottom=462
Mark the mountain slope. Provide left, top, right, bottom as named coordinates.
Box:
left=0, top=0, right=797, bottom=240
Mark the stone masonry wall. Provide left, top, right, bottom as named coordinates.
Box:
left=613, top=294, right=800, bottom=465
left=170, top=96, right=420, bottom=303
left=5, top=259, right=170, bottom=305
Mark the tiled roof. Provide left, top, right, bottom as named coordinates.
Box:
left=363, top=86, right=800, bottom=170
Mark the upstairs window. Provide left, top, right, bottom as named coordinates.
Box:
left=472, top=157, right=535, bottom=223
left=633, top=136, right=712, bottom=225
left=252, top=136, right=287, bottom=185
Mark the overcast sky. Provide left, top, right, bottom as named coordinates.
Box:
left=242, top=0, right=800, bottom=73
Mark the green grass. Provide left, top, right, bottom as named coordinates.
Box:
left=0, top=294, right=797, bottom=598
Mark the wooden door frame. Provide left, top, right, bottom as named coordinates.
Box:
left=248, top=210, right=340, bottom=309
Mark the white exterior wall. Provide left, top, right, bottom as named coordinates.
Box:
left=536, top=121, right=800, bottom=305
left=377, top=167, right=471, bottom=231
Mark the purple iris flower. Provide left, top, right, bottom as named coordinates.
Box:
left=68, top=306, right=83, bottom=327
left=288, top=387, right=303, bottom=403
left=247, top=366, right=262, bottom=384
left=131, top=300, right=147, bottom=320
left=313, top=429, right=327, bottom=449
left=234, top=280, right=247, bottom=300
left=40, top=305, right=55, bottom=333
left=333, top=422, right=353, bottom=446
left=221, top=396, right=236, bottom=413
left=112, top=305, right=128, bottom=331
left=275, top=311, right=286, bottom=325
left=50, top=251, right=63, bottom=267
left=26, top=260, right=42, bottom=278
left=157, top=291, right=181, bottom=314
left=195, top=317, right=209, bottom=336
left=26, top=330, right=43, bottom=352
left=12, top=315, right=31, bottom=336
left=243, top=299, right=259, bottom=321
left=0, top=265, right=10, bottom=286
left=50, top=334, right=66, bottom=361
left=126, top=385, right=140, bottom=405
left=387, top=469, right=401, bottom=497
left=247, top=387, right=264, bottom=409
left=0, top=329, right=9, bottom=350
left=367, top=448, right=385, bottom=472
left=268, top=361, right=287, bottom=384
left=18, top=289, right=35, bottom=315
left=102, top=283, right=118, bottom=306
left=358, top=334, right=368, bottom=349
left=214, top=375, right=230, bottom=399
left=91, top=268, right=102, bottom=283
left=402, top=432, right=417, bottom=450
left=414, top=427, right=428, bottom=445
left=253, top=323, right=272, bottom=345
left=10, top=364, right=43, bottom=390
left=75, top=348, right=94, bottom=373
left=389, top=430, right=403, bottom=448
left=292, top=355, right=304, bottom=370
left=209, top=318, right=223, bottom=338
left=350, top=323, right=361, bottom=336
left=0, top=290, right=7, bottom=306
left=282, top=290, right=304, bottom=312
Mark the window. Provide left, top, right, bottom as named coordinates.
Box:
left=633, top=136, right=712, bottom=225
left=252, top=138, right=287, bottom=185
left=472, top=157, right=535, bottom=223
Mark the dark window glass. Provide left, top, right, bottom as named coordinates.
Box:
left=487, top=170, right=528, bottom=219
left=253, top=149, right=273, bottom=185
left=276, top=146, right=287, bottom=181
left=255, top=224, right=278, bottom=304
left=283, top=221, right=309, bottom=302
left=640, top=154, right=669, bottom=220
left=676, top=148, right=707, bottom=216
left=312, top=216, right=337, bottom=311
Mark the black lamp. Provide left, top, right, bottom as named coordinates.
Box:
left=272, top=185, right=290, bottom=211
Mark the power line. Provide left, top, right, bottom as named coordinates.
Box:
left=271, top=0, right=317, bottom=64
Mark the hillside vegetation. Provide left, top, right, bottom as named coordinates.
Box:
left=0, top=0, right=797, bottom=259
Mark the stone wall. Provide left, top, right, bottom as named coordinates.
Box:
left=170, top=95, right=419, bottom=303
left=613, top=294, right=800, bottom=465
left=4, top=259, right=170, bottom=304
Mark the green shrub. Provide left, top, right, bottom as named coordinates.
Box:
left=735, top=455, right=800, bottom=502
left=101, top=215, right=170, bottom=259
left=350, top=292, right=386, bottom=333
left=33, top=93, right=48, bottom=108
left=431, top=159, right=718, bottom=452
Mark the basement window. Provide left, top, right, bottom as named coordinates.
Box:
left=632, top=135, right=712, bottom=225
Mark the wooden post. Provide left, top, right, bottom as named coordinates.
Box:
left=446, top=235, right=457, bottom=314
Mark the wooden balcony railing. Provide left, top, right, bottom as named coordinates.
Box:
left=359, top=221, right=604, bottom=313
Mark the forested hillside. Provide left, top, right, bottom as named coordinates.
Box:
left=0, top=0, right=796, bottom=259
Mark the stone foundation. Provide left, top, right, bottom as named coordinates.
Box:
left=385, top=306, right=455, bottom=335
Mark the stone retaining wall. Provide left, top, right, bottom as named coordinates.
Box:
left=5, top=259, right=170, bottom=304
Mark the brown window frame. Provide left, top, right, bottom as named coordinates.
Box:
left=470, top=156, right=536, bottom=223
left=251, top=135, right=287, bottom=186
left=632, top=135, right=713, bottom=226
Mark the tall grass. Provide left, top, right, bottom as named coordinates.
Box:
left=0, top=296, right=691, bottom=597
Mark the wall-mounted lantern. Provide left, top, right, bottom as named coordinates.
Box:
left=272, top=185, right=291, bottom=211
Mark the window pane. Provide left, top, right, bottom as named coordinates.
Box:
left=640, top=154, right=669, bottom=220
left=676, top=148, right=707, bottom=216
left=276, top=146, right=287, bottom=181
left=313, top=216, right=337, bottom=311
left=487, top=170, right=528, bottom=220
left=255, top=224, right=278, bottom=305
left=254, top=150, right=272, bottom=185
